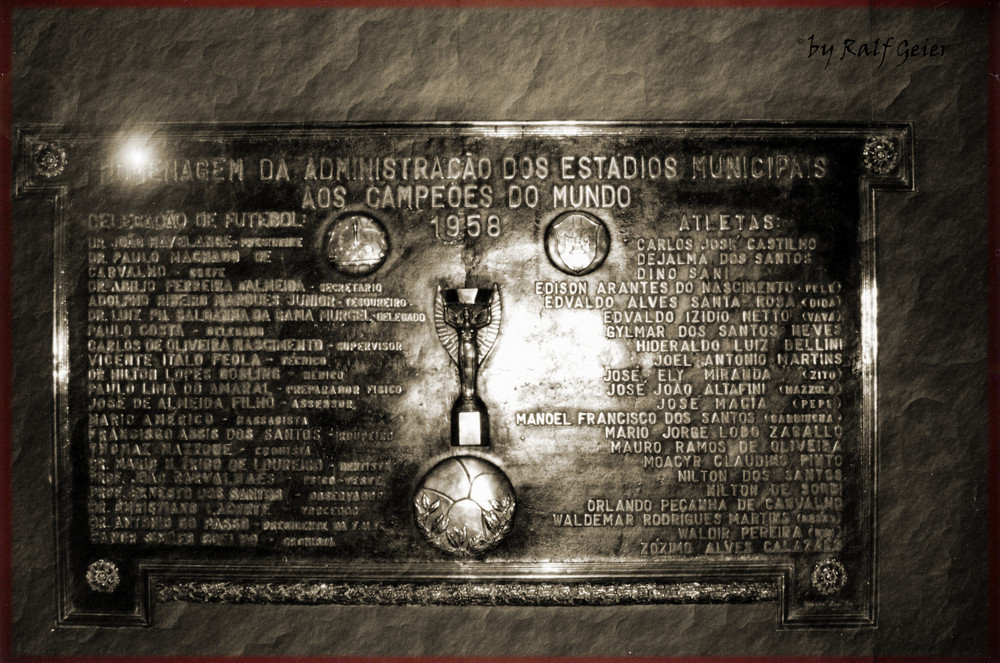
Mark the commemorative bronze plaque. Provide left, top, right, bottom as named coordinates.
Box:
left=15, top=123, right=912, bottom=628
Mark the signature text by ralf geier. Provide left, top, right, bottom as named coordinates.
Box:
left=807, top=35, right=949, bottom=69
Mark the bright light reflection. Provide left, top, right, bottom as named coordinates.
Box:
left=122, top=140, right=152, bottom=169
left=114, top=133, right=157, bottom=174
left=861, top=282, right=877, bottom=368
left=492, top=122, right=593, bottom=139
left=53, top=326, right=70, bottom=389
left=534, top=561, right=566, bottom=577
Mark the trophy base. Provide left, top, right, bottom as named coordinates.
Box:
left=453, top=408, right=489, bottom=447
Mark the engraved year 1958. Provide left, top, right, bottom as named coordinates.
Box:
left=430, top=212, right=503, bottom=242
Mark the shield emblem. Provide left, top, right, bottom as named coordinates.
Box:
left=545, top=212, right=610, bottom=276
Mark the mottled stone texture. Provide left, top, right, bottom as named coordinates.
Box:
left=11, top=8, right=988, bottom=657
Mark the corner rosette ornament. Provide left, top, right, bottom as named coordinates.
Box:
left=86, top=559, right=120, bottom=593
left=862, top=136, right=898, bottom=175
left=34, top=142, right=67, bottom=178
left=414, top=456, right=515, bottom=556
left=811, top=558, right=846, bottom=596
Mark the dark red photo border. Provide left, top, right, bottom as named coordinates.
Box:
left=0, top=1, right=995, bottom=662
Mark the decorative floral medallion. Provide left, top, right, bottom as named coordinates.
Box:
left=414, top=456, right=515, bottom=556
left=862, top=136, right=898, bottom=175
left=86, top=559, right=120, bottom=593
left=811, top=557, right=846, bottom=596
left=34, top=142, right=67, bottom=178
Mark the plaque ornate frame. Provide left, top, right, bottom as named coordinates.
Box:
left=14, top=122, right=914, bottom=628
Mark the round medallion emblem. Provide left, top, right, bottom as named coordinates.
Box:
left=414, top=456, right=515, bottom=556
left=324, top=213, right=389, bottom=277
left=544, top=211, right=610, bottom=276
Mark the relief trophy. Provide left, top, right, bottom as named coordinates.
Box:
left=413, top=284, right=515, bottom=556
left=433, top=285, right=502, bottom=448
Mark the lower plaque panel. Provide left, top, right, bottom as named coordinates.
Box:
left=16, top=122, right=913, bottom=627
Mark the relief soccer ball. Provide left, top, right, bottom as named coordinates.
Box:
left=413, top=456, right=515, bottom=556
